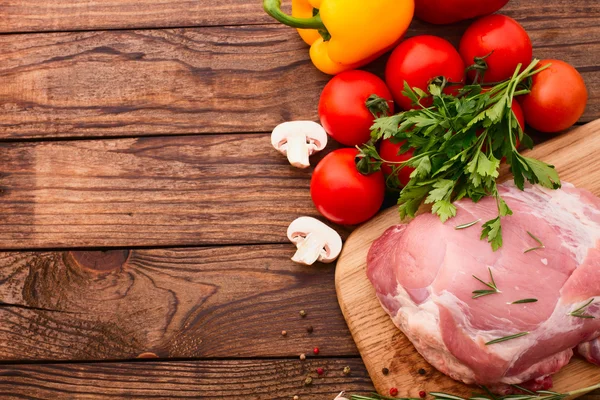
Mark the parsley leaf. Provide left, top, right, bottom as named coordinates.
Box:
left=357, top=59, right=560, bottom=250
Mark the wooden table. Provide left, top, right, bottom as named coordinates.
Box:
left=0, top=1, right=598, bottom=398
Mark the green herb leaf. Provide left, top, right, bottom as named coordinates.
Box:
left=455, top=219, right=481, bottom=230
left=358, top=60, right=561, bottom=251
left=485, top=332, right=529, bottom=345
left=569, top=298, right=596, bottom=319
left=481, top=217, right=503, bottom=251
left=512, top=298, right=538, bottom=304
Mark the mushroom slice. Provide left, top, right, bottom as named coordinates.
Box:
left=287, top=217, right=342, bottom=265
left=271, top=121, right=328, bottom=168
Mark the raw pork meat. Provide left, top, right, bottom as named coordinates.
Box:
left=367, top=182, right=600, bottom=392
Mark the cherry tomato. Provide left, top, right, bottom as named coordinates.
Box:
left=459, top=15, right=532, bottom=84
left=414, top=0, right=509, bottom=25
left=319, top=70, right=394, bottom=147
left=379, top=139, right=415, bottom=187
left=385, top=36, right=465, bottom=111
left=310, top=148, right=385, bottom=225
left=512, top=99, right=525, bottom=135
left=520, top=59, right=588, bottom=133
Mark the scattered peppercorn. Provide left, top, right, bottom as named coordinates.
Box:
left=299, top=310, right=307, bottom=318
left=281, top=330, right=287, bottom=337
left=382, top=367, right=390, bottom=375
left=418, top=368, right=426, bottom=375
left=343, top=366, right=351, bottom=375
left=419, top=391, right=427, bottom=398
left=316, top=367, right=324, bottom=375
left=304, top=376, right=313, bottom=386
left=390, top=387, right=399, bottom=396
left=307, top=326, right=314, bottom=334
left=300, top=353, right=306, bottom=361
left=313, top=347, right=320, bottom=355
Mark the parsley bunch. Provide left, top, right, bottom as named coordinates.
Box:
left=357, top=59, right=561, bottom=250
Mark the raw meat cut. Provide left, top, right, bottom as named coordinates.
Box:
left=579, top=339, right=600, bottom=366
left=367, top=182, right=600, bottom=392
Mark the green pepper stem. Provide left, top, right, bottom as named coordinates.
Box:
left=263, top=0, right=327, bottom=30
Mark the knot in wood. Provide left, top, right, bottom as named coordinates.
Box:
left=69, top=250, right=130, bottom=272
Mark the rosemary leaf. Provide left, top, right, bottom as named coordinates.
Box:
left=455, top=219, right=481, bottom=230
left=472, top=268, right=500, bottom=299
left=523, top=246, right=545, bottom=254
left=429, top=393, right=467, bottom=400
left=473, top=290, right=499, bottom=299
left=485, top=332, right=529, bottom=345
left=569, top=298, right=596, bottom=319
left=509, top=385, right=535, bottom=395
left=527, top=231, right=544, bottom=247
left=511, top=298, right=538, bottom=304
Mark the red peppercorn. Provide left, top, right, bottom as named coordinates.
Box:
left=313, top=347, right=319, bottom=355
left=316, top=367, right=324, bottom=375
left=390, top=387, right=399, bottom=396
left=419, top=391, right=427, bottom=398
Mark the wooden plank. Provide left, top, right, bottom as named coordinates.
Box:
left=0, top=25, right=327, bottom=140
left=0, top=1, right=272, bottom=34
left=0, top=4, right=598, bottom=140
left=336, top=119, right=600, bottom=396
left=0, top=358, right=374, bottom=399
left=0, top=359, right=596, bottom=400
left=0, top=134, right=352, bottom=249
left=0, top=0, right=595, bottom=36
left=0, top=245, right=357, bottom=361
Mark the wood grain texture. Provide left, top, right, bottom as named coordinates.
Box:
left=0, top=134, right=351, bottom=249
left=0, top=245, right=357, bottom=361
left=335, top=120, right=600, bottom=397
left=0, top=25, right=327, bottom=139
left=0, top=358, right=374, bottom=399
left=0, top=1, right=272, bottom=34
left=0, top=1, right=598, bottom=140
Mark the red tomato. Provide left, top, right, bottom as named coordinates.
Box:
left=512, top=99, right=525, bottom=135
left=379, top=139, right=415, bottom=187
left=310, top=148, right=385, bottom=225
left=385, top=36, right=465, bottom=111
left=479, top=99, right=524, bottom=152
left=459, top=15, right=532, bottom=84
left=319, top=70, right=394, bottom=147
left=415, top=0, right=509, bottom=25
left=520, top=60, right=588, bottom=133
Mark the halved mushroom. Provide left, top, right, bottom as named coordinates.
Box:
left=271, top=121, right=328, bottom=168
left=287, top=217, right=342, bottom=265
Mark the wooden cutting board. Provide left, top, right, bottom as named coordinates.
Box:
left=336, top=119, right=600, bottom=397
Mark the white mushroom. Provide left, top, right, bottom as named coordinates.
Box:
left=271, top=121, right=328, bottom=168
left=287, top=217, right=342, bottom=265
left=334, top=392, right=349, bottom=400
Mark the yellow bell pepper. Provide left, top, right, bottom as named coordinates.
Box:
left=264, top=0, right=415, bottom=75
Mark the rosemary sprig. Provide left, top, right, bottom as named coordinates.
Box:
left=524, top=231, right=545, bottom=253
left=510, top=385, right=535, bottom=395
left=347, top=382, right=600, bottom=400
left=511, top=298, right=538, bottom=304
left=569, top=298, right=596, bottom=319
left=485, top=331, right=529, bottom=345
left=472, top=268, right=500, bottom=299
left=455, top=219, right=481, bottom=230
